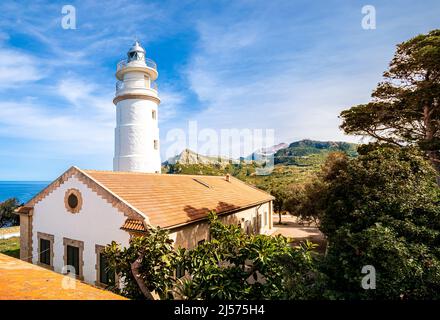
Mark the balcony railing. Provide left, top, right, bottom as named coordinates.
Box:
left=116, top=58, right=157, bottom=72
left=115, top=79, right=158, bottom=92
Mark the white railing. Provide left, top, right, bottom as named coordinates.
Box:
left=115, top=80, right=158, bottom=92
left=116, top=58, right=157, bottom=73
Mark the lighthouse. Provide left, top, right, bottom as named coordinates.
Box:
left=113, top=41, right=161, bottom=173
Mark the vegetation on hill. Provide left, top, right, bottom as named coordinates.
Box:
left=163, top=139, right=358, bottom=223
left=274, top=139, right=357, bottom=166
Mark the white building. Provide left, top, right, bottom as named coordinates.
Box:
left=113, top=41, right=161, bottom=173
left=17, top=42, right=274, bottom=288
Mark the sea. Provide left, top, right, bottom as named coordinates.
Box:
left=0, top=181, right=50, bottom=204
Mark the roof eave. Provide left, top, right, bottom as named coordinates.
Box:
left=164, top=198, right=273, bottom=231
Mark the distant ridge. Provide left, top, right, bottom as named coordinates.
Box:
left=163, top=139, right=358, bottom=166
left=274, top=139, right=358, bottom=165
left=162, top=148, right=232, bottom=166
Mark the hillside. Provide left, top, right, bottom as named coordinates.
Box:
left=274, top=139, right=357, bottom=166
left=163, top=139, right=358, bottom=191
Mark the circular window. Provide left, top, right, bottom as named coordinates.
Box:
left=64, top=189, right=82, bottom=213
left=68, top=194, right=78, bottom=209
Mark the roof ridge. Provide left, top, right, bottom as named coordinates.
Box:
left=78, top=168, right=150, bottom=222
left=83, top=169, right=230, bottom=179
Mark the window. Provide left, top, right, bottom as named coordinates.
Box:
left=154, top=140, right=158, bottom=150
left=253, top=216, right=257, bottom=233
left=246, top=221, right=251, bottom=235
left=39, top=238, right=50, bottom=266
left=37, top=232, right=53, bottom=269
left=176, top=264, right=185, bottom=279
left=99, top=252, right=115, bottom=285
left=63, top=238, right=84, bottom=279
left=152, top=110, right=156, bottom=120
left=67, top=245, right=80, bottom=276
left=68, top=194, right=78, bottom=208
left=64, top=189, right=83, bottom=213
left=264, top=212, right=268, bottom=226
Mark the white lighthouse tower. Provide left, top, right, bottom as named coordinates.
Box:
left=113, top=41, right=161, bottom=173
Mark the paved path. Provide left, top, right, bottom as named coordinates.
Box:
left=0, top=226, right=19, bottom=239
left=271, top=215, right=327, bottom=253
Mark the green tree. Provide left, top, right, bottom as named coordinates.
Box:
left=103, top=226, right=177, bottom=300
left=176, top=212, right=317, bottom=300
left=312, top=146, right=440, bottom=299
left=266, top=184, right=287, bottom=224
left=296, top=152, right=348, bottom=224
left=104, top=212, right=317, bottom=300
left=0, top=198, right=20, bottom=228
left=340, top=29, right=440, bottom=173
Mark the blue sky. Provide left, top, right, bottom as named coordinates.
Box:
left=0, top=0, right=439, bottom=180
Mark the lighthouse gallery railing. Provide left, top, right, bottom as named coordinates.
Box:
left=116, top=58, right=157, bottom=73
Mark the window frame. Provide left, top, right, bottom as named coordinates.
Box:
left=64, top=188, right=83, bottom=214
left=37, top=232, right=54, bottom=270
left=95, top=244, right=117, bottom=288
left=63, top=237, right=84, bottom=280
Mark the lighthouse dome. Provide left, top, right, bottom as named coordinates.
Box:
left=127, top=41, right=146, bottom=62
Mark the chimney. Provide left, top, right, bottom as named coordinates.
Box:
left=225, top=174, right=231, bottom=182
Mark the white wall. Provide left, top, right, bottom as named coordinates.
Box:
left=169, top=201, right=273, bottom=250
left=32, top=176, right=130, bottom=285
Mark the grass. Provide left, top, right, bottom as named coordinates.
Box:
left=0, top=236, right=20, bottom=258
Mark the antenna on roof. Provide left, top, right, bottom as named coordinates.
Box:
left=193, top=178, right=211, bottom=189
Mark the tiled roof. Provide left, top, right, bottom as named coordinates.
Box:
left=83, top=169, right=273, bottom=229
left=0, top=253, right=126, bottom=300
left=121, top=219, right=147, bottom=232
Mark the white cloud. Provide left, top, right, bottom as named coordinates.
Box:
left=167, top=6, right=392, bottom=158
left=0, top=49, right=43, bottom=87
left=0, top=100, right=113, bottom=157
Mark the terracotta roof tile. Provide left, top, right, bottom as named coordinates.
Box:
left=0, top=254, right=126, bottom=300
left=121, top=219, right=147, bottom=232
left=83, top=170, right=274, bottom=229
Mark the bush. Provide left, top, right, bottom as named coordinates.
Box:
left=0, top=198, right=20, bottom=228
left=313, top=146, right=440, bottom=299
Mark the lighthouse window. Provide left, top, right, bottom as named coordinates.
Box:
left=152, top=110, right=156, bottom=120
left=154, top=140, right=158, bottom=150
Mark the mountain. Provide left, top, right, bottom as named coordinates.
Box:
left=274, top=139, right=358, bottom=165
left=163, top=140, right=358, bottom=167
left=162, top=148, right=233, bottom=166
left=246, top=143, right=289, bottom=161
